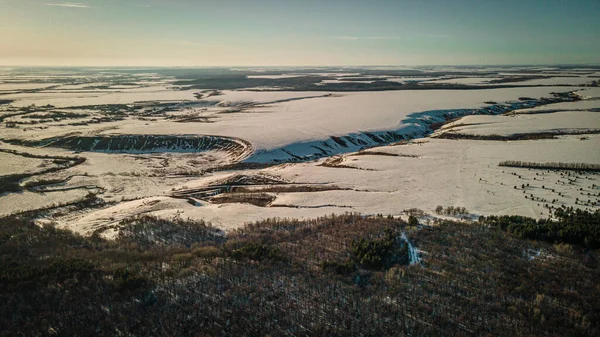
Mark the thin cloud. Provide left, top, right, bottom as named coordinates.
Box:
left=46, top=3, right=90, bottom=8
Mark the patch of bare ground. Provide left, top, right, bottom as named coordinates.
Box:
left=198, top=188, right=354, bottom=208
left=173, top=172, right=347, bottom=207
left=210, top=192, right=276, bottom=207
left=319, top=156, right=377, bottom=170
left=171, top=174, right=290, bottom=200
left=231, top=184, right=347, bottom=193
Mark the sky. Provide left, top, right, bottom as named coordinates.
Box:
left=1, top=0, right=599, bottom=66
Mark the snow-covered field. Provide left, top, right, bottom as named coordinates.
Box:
left=440, top=110, right=600, bottom=136
left=0, top=151, right=48, bottom=175
left=69, top=133, right=596, bottom=236
left=427, top=77, right=501, bottom=85
left=1, top=67, right=599, bottom=237
left=2, top=86, right=199, bottom=107
left=114, top=87, right=579, bottom=150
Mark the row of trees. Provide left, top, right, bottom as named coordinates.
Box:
left=435, top=205, right=469, bottom=216
left=499, top=160, right=600, bottom=171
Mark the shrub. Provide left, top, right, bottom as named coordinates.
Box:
left=408, top=215, right=419, bottom=227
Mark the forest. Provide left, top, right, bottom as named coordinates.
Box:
left=1, top=209, right=599, bottom=336
left=482, top=207, right=600, bottom=248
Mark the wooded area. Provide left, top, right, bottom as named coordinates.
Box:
left=1, top=210, right=599, bottom=336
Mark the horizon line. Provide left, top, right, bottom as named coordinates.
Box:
left=2, top=63, right=600, bottom=69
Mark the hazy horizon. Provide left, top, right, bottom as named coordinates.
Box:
left=1, top=0, right=600, bottom=67
left=2, top=63, right=600, bottom=69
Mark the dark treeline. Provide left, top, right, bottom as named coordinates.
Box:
left=438, top=129, right=600, bottom=141
left=21, top=111, right=90, bottom=120
left=488, top=75, right=548, bottom=83
left=1, top=211, right=599, bottom=336
left=499, top=160, right=600, bottom=171
left=482, top=208, right=600, bottom=248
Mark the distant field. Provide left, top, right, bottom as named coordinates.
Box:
left=0, top=66, right=598, bottom=233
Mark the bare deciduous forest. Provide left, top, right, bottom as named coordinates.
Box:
left=1, top=211, right=598, bottom=336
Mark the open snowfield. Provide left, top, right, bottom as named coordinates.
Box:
left=0, top=151, right=48, bottom=176
left=440, top=110, right=600, bottom=136
left=0, top=83, right=61, bottom=91
left=115, top=86, right=578, bottom=150
left=2, top=86, right=199, bottom=107
left=1, top=67, right=599, bottom=237
left=427, top=77, right=501, bottom=85
left=61, top=133, right=597, bottom=237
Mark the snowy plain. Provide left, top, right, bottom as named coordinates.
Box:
left=1, top=67, right=599, bottom=237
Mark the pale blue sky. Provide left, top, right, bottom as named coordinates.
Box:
left=1, top=0, right=599, bottom=66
